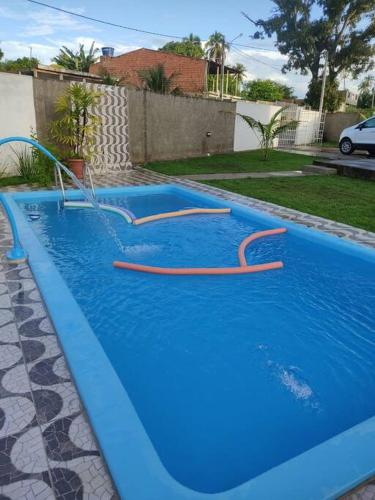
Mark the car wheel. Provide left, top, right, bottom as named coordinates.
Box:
left=339, top=138, right=354, bottom=155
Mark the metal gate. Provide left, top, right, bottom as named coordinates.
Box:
left=277, top=105, right=326, bottom=148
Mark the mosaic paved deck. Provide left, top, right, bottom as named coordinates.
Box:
left=1, top=166, right=375, bottom=499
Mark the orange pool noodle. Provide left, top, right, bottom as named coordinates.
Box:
left=134, top=208, right=231, bottom=225
left=238, top=228, right=287, bottom=267
left=113, top=227, right=287, bottom=275
left=113, top=260, right=284, bottom=275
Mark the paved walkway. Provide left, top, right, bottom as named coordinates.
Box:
left=177, top=170, right=308, bottom=181
left=0, top=166, right=374, bottom=499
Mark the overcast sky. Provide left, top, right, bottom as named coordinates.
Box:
left=0, top=0, right=372, bottom=97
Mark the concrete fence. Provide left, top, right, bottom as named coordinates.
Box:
left=0, top=72, right=291, bottom=175
left=324, top=112, right=363, bottom=142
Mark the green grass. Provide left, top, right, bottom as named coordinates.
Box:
left=145, top=150, right=314, bottom=176
left=202, top=176, right=375, bottom=233
left=0, top=176, right=29, bottom=187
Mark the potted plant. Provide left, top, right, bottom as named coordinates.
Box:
left=50, top=83, right=101, bottom=179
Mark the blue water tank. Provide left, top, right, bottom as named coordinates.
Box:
left=102, top=47, right=114, bottom=57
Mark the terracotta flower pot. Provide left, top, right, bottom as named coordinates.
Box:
left=67, top=159, right=85, bottom=180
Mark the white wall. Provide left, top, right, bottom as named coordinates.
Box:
left=234, top=101, right=281, bottom=152
left=0, top=73, right=36, bottom=175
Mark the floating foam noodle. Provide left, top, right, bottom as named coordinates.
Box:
left=113, top=228, right=287, bottom=276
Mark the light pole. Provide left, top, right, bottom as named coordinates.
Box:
left=318, top=50, right=328, bottom=116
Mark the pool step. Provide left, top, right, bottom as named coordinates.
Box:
left=302, top=165, right=337, bottom=175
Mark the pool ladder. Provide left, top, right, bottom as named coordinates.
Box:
left=55, top=162, right=96, bottom=204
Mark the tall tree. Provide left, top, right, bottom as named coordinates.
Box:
left=205, top=32, right=229, bottom=63
left=0, top=48, right=3, bottom=61
left=243, top=0, right=375, bottom=109
left=233, top=63, right=247, bottom=83
left=357, top=75, right=375, bottom=108
left=52, top=42, right=99, bottom=72
left=138, top=64, right=181, bottom=94
left=160, top=33, right=204, bottom=58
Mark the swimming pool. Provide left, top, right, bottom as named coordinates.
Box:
left=3, top=184, right=375, bottom=499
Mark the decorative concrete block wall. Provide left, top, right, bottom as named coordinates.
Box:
left=84, top=83, right=132, bottom=173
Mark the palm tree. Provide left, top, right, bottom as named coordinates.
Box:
left=182, top=33, right=201, bottom=44
left=234, top=63, right=247, bottom=83
left=52, top=42, right=99, bottom=72
left=205, top=32, right=229, bottom=63
left=233, top=63, right=247, bottom=95
left=138, top=64, right=180, bottom=94
left=237, top=106, right=299, bottom=160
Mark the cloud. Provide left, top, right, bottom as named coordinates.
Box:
left=0, top=2, right=98, bottom=38
left=0, top=40, right=57, bottom=62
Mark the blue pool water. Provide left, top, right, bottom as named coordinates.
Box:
left=18, top=190, right=375, bottom=494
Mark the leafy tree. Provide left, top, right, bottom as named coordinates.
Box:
left=138, top=64, right=181, bottom=94
left=205, top=32, right=229, bottom=63
left=243, top=0, right=375, bottom=110
left=0, top=56, right=39, bottom=72
left=237, top=106, right=299, bottom=160
left=0, top=48, right=3, bottom=61
left=52, top=42, right=99, bottom=72
left=241, top=79, right=295, bottom=101
left=357, top=75, right=375, bottom=108
left=160, top=34, right=204, bottom=58
left=305, top=78, right=344, bottom=111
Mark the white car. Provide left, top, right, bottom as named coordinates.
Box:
left=339, top=116, right=375, bottom=155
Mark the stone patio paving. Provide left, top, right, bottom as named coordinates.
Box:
left=0, top=166, right=374, bottom=499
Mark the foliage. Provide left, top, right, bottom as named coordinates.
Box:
left=99, top=69, right=125, bottom=86
left=357, top=75, right=375, bottom=109
left=0, top=48, right=3, bottom=61
left=0, top=56, right=39, bottom=72
left=237, top=106, right=299, bottom=160
left=205, top=32, right=229, bottom=63
left=138, top=64, right=181, bottom=94
left=245, top=1, right=375, bottom=80
left=241, top=79, right=295, bottom=101
left=346, top=105, right=374, bottom=119
left=10, top=131, right=57, bottom=185
left=11, top=147, right=36, bottom=181
left=52, top=42, right=99, bottom=72
left=305, top=78, right=344, bottom=111
left=50, top=84, right=102, bottom=159
left=160, top=34, right=204, bottom=58
left=243, top=0, right=375, bottom=110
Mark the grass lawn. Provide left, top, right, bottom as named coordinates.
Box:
left=202, top=176, right=375, bottom=233
left=145, top=150, right=314, bottom=176
left=0, top=176, right=29, bottom=188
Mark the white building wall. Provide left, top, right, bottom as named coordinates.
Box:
left=234, top=101, right=281, bottom=151
left=0, top=73, right=36, bottom=175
